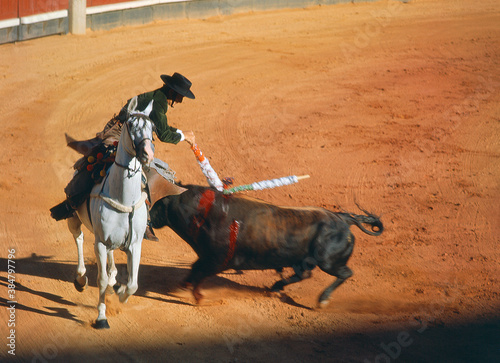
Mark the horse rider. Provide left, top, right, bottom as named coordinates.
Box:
left=50, top=72, right=196, bottom=241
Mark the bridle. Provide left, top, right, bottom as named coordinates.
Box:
left=114, top=115, right=153, bottom=175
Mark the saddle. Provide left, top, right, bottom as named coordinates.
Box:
left=68, top=134, right=185, bottom=199
left=50, top=123, right=185, bottom=221
left=143, top=158, right=186, bottom=206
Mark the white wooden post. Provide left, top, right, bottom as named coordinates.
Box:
left=69, top=0, right=86, bottom=35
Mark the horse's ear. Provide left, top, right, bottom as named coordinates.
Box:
left=127, top=96, right=139, bottom=114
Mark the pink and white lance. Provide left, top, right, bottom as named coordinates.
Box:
left=190, top=143, right=309, bottom=194
left=191, top=144, right=224, bottom=191
left=222, top=174, right=310, bottom=195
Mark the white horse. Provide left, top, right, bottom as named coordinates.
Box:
left=67, top=98, right=154, bottom=329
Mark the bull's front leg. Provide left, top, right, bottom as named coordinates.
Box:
left=182, top=258, right=216, bottom=303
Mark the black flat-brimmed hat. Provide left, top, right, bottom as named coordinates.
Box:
left=160, top=72, right=195, bottom=99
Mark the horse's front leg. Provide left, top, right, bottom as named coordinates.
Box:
left=116, top=240, right=142, bottom=304
left=106, top=250, right=118, bottom=293
left=94, top=240, right=110, bottom=329
left=68, top=216, right=88, bottom=292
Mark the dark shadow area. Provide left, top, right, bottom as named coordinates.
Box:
left=0, top=254, right=271, bottom=311
left=0, top=275, right=76, bottom=307
left=3, top=317, right=499, bottom=362
left=278, top=292, right=314, bottom=310
left=5, top=255, right=498, bottom=363
left=0, top=274, right=84, bottom=324
left=0, top=295, right=84, bottom=325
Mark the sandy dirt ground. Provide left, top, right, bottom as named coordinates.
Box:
left=1, top=0, right=499, bottom=362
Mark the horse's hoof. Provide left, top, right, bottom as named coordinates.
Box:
left=93, top=319, right=110, bottom=329
left=74, top=276, right=88, bottom=292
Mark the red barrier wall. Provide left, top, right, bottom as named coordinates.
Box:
left=0, top=0, right=127, bottom=20
left=0, top=0, right=18, bottom=20
left=88, top=0, right=126, bottom=6
left=18, top=0, right=68, bottom=17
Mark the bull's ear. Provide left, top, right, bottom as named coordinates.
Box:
left=145, top=167, right=187, bottom=205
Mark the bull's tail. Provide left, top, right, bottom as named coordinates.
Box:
left=338, top=211, right=383, bottom=236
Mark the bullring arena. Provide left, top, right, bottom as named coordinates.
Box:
left=1, top=0, right=499, bottom=362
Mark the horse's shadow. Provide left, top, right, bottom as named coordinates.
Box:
left=0, top=259, right=84, bottom=324
left=0, top=253, right=277, bottom=317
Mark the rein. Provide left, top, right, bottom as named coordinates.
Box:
left=114, top=160, right=141, bottom=175
left=114, top=118, right=143, bottom=175
left=116, top=114, right=153, bottom=173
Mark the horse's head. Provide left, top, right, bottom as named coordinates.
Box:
left=121, top=97, right=155, bottom=166
left=124, top=116, right=154, bottom=166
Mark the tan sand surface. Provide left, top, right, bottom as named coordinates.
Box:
left=0, top=0, right=499, bottom=361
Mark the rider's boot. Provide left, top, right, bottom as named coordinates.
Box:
left=50, top=200, right=74, bottom=221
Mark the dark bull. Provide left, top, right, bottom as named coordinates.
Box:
left=150, top=185, right=383, bottom=306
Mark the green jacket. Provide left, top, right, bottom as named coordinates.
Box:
left=125, top=87, right=182, bottom=144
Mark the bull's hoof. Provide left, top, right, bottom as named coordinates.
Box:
left=93, top=319, right=110, bottom=329
left=169, top=286, right=191, bottom=296
left=317, top=299, right=330, bottom=309
left=74, top=276, right=88, bottom=292
left=193, top=291, right=204, bottom=305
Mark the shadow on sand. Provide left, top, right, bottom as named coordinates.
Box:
left=2, top=254, right=499, bottom=362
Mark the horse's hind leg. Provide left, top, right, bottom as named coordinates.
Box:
left=316, top=227, right=355, bottom=307
left=68, top=215, right=88, bottom=292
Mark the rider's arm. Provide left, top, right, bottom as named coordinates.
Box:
left=149, top=91, right=183, bottom=144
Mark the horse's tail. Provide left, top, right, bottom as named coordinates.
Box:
left=50, top=201, right=74, bottom=221
left=338, top=211, right=383, bottom=236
